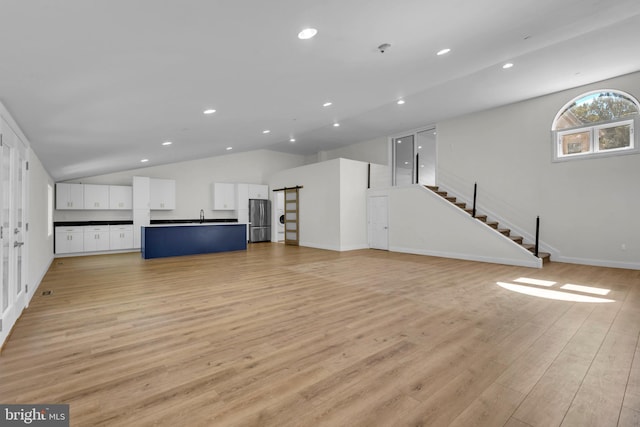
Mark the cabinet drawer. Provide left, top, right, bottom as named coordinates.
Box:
left=109, top=225, right=133, bottom=231
left=55, top=226, right=84, bottom=233
left=83, top=226, right=110, bottom=233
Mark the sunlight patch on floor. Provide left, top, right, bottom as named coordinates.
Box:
left=497, top=281, right=614, bottom=303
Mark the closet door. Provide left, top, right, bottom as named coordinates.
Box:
left=284, top=188, right=299, bottom=246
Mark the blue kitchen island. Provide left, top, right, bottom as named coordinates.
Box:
left=141, top=223, right=247, bottom=259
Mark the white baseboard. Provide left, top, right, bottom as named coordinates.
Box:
left=389, top=246, right=542, bottom=268
left=26, top=256, right=54, bottom=307
left=554, top=255, right=640, bottom=270
left=299, top=242, right=368, bottom=252
left=54, top=249, right=139, bottom=258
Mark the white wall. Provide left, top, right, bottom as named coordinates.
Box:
left=54, top=149, right=304, bottom=222
left=269, top=159, right=341, bottom=250
left=27, top=151, right=54, bottom=303
left=269, top=158, right=370, bottom=251
left=316, top=137, right=389, bottom=165
left=369, top=185, right=541, bottom=268
left=339, top=159, right=369, bottom=250
left=437, top=71, right=640, bottom=269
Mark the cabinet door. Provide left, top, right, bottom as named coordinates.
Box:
left=133, top=176, right=150, bottom=209
left=211, top=183, right=236, bottom=210
left=248, top=184, right=269, bottom=200
left=109, top=186, right=133, bottom=210
left=84, top=184, right=109, bottom=209
left=109, top=226, right=134, bottom=250
left=133, top=209, right=150, bottom=249
left=236, top=184, right=249, bottom=211
left=150, top=179, right=176, bottom=210
left=55, top=227, right=84, bottom=253
left=84, top=227, right=109, bottom=251
left=56, top=183, right=84, bottom=209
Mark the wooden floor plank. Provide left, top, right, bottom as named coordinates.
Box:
left=1, top=244, right=639, bottom=426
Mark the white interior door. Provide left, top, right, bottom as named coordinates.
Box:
left=368, top=196, right=389, bottom=250
left=0, top=121, right=28, bottom=345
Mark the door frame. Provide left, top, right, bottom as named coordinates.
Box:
left=390, top=125, right=438, bottom=187
left=0, top=118, right=29, bottom=346
left=368, top=195, right=389, bottom=250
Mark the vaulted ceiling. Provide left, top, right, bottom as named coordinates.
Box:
left=1, top=0, right=639, bottom=181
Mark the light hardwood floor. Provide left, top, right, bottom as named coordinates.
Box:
left=2, top=244, right=640, bottom=426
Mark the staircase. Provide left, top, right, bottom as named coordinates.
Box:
left=425, top=186, right=550, bottom=264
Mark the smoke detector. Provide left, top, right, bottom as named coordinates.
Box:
left=377, top=43, right=391, bottom=53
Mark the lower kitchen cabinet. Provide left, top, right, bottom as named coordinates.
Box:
left=110, top=225, right=134, bottom=250
left=84, top=226, right=110, bottom=252
left=55, top=227, right=84, bottom=254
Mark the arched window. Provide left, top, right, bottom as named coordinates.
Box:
left=552, top=90, right=639, bottom=161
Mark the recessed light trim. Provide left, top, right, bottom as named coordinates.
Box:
left=323, top=102, right=332, bottom=107
left=203, top=109, right=216, bottom=114
left=262, top=130, right=271, bottom=134
left=437, top=48, right=451, bottom=56
left=141, top=159, right=149, bottom=163
left=226, top=147, right=233, bottom=151
left=289, top=138, right=296, bottom=143
left=397, top=99, right=405, bottom=105
left=298, top=28, right=318, bottom=40
left=503, top=62, right=514, bottom=69
left=333, top=123, right=340, bottom=127
left=162, top=141, right=172, bottom=146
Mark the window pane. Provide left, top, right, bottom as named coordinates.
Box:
left=598, top=124, right=631, bottom=151
left=555, top=91, right=639, bottom=130
left=561, top=131, right=591, bottom=155
left=394, top=135, right=414, bottom=186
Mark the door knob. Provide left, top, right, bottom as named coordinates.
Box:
left=14, top=241, right=24, bottom=247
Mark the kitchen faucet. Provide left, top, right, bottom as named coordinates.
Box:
left=200, top=209, right=205, bottom=223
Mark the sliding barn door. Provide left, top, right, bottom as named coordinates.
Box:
left=284, top=188, right=299, bottom=246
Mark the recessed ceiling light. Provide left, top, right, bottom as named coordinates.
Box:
left=162, top=141, right=172, bottom=146
left=298, top=28, right=318, bottom=40
left=333, top=123, right=340, bottom=127
left=141, top=159, right=149, bottom=163
left=404, top=161, right=409, bottom=165
left=262, top=130, right=271, bottom=134
left=203, top=109, right=216, bottom=114
left=226, top=147, right=233, bottom=151
left=289, top=138, right=296, bottom=143
left=323, top=102, right=332, bottom=107
left=503, top=63, right=514, bottom=69
left=437, top=48, right=451, bottom=56
left=418, top=145, right=422, bottom=149
left=397, top=99, right=405, bottom=105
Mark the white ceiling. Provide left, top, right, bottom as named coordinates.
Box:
left=1, top=0, right=640, bottom=181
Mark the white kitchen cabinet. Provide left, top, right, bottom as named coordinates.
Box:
left=83, top=226, right=110, bottom=252
left=55, top=226, right=84, bottom=253
left=236, top=183, right=249, bottom=211
left=150, top=178, right=176, bottom=210
left=133, top=176, right=150, bottom=209
left=83, top=184, right=109, bottom=209
left=55, top=183, right=84, bottom=210
left=248, top=184, right=269, bottom=200
left=133, top=209, right=150, bottom=249
left=109, top=225, right=134, bottom=250
left=211, top=182, right=236, bottom=210
left=109, top=185, right=133, bottom=210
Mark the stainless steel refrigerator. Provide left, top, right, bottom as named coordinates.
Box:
left=249, top=199, right=271, bottom=242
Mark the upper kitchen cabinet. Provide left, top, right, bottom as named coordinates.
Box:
left=133, top=176, right=150, bottom=209
left=211, top=182, right=236, bottom=210
left=248, top=184, right=269, bottom=200
left=83, top=184, right=109, bottom=209
left=56, top=183, right=84, bottom=210
left=109, top=185, right=133, bottom=210
left=149, top=178, right=176, bottom=210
